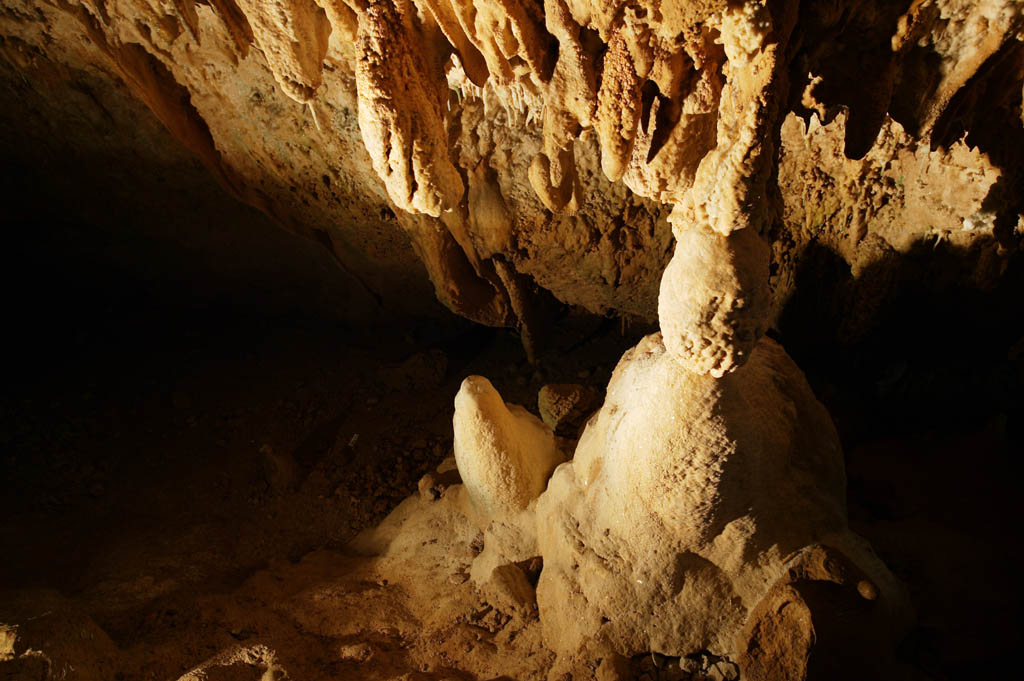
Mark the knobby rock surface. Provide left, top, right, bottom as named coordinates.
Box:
left=2, top=0, right=1019, bottom=330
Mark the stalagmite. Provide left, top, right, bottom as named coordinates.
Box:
left=453, top=375, right=562, bottom=522
left=534, top=332, right=910, bottom=673
left=448, top=287, right=911, bottom=678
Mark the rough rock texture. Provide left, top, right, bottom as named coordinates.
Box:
left=0, top=589, right=121, bottom=681
left=1, top=1, right=1021, bottom=678
left=352, top=0, right=465, bottom=217
left=737, top=544, right=898, bottom=681
left=0, top=484, right=560, bottom=681
left=375, top=329, right=910, bottom=678
left=658, top=225, right=771, bottom=376
left=3, top=0, right=1019, bottom=333
left=531, top=334, right=908, bottom=675
left=453, top=375, right=562, bottom=521
left=537, top=382, right=598, bottom=436
left=236, top=0, right=331, bottom=104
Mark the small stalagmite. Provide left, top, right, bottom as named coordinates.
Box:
left=453, top=375, right=562, bottom=522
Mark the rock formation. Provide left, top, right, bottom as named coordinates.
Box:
left=3, top=0, right=1019, bottom=332
left=533, top=333, right=910, bottom=677
left=444, top=0, right=916, bottom=642
left=454, top=375, right=563, bottom=522
left=2, top=0, right=1022, bottom=679
left=449, top=214, right=911, bottom=677
left=658, top=224, right=770, bottom=377
left=443, top=4, right=915, bottom=670
left=0, top=590, right=121, bottom=681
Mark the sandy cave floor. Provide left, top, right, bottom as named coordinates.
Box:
left=1, top=281, right=1023, bottom=680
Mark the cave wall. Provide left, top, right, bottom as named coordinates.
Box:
left=0, top=0, right=1021, bottom=335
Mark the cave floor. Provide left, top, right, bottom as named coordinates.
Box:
left=0, top=307, right=631, bottom=679
left=1, top=306, right=1021, bottom=680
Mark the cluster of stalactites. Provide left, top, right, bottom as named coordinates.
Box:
left=217, top=1, right=787, bottom=380
left=236, top=1, right=786, bottom=376
left=237, top=1, right=790, bottom=224
left=237, top=0, right=560, bottom=216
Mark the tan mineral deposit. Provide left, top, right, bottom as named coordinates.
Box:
left=2, top=0, right=1022, bottom=680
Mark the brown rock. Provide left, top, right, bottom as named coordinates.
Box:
left=537, top=384, right=598, bottom=436
left=737, top=545, right=907, bottom=681
left=0, top=0, right=1018, bottom=333
left=0, top=589, right=120, bottom=681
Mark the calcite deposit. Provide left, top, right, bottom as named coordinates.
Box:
left=533, top=334, right=908, bottom=676
left=453, top=375, right=563, bottom=521
left=537, top=383, right=598, bottom=436
left=449, top=270, right=909, bottom=676
left=658, top=224, right=771, bottom=377
left=236, top=0, right=331, bottom=104
left=1, top=0, right=1022, bottom=679
left=4, top=0, right=1019, bottom=332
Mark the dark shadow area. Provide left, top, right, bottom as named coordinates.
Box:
left=0, top=203, right=633, bottom=656
left=787, top=0, right=913, bottom=159
left=777, top=238, right=1023, bottom=445
left=776, top=238, right=1024, bottom=679
left=0, top=210, right=468, bottom=601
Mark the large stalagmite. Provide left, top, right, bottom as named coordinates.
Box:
left=444, top=261, right=914, bottom=678
left=449, top=213, right=913, bottom=676
left=533, top=333, right=909, bottom=676
left=448, top=315, right=911, bottom=678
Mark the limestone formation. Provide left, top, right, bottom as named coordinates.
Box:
left=176, top=644, right=287, bottom=681
left=537, top=383, right=598, bottom=436
left=350, top=0, right=466, bottom=217
left=0, top=590, right=121, bottom=681
left=235, top=0, right=331, bottom=103
left=2, top=1, right=1021, bottom=676
left=737, top=544, right=904, bottom=681
left=658, top=223, right=771, bottom=377
left=448, top=333, right=910, bottom=677
left=535, top=334, right=909, bottom=670
left=445, top=0, right=913, bottom=653
left=4, top=0, right=1019, bottom=332
left=453, top=375, right=562, bottom=522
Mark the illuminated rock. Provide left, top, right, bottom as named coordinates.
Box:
left=534, top=333, right=909, bottom=673
left=453, top=375, right=562, bottom=522
left=658, top=224, right=770, bottom=377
